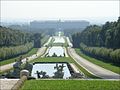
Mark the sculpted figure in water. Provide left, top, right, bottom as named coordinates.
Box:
left=53, top=63, right=65, bottom=78
left=35, top=71, right=49, bottom=78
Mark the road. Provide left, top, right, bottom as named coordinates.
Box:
left=0, top=47, right=46, bottom=72
left=67, top=47, right=120, bottom=79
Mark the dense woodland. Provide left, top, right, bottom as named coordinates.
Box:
left=0, top=26, right=41, bottom=61
left=0, top=26, right=33, bottom=46
left=72, top=17, right=120, bottom=65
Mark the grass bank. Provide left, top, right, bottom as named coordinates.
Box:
left=0, top=48, right=38, bottom=66
left=21, top=80, right=120, bottom=90
left=75, top=48, right=120, bottom=74
left=30, top=57, right=73, bottom=63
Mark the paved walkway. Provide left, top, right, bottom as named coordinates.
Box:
left=66, top=37, right=73, bottom=47
left=0, top=47, right=46, bottom=72
left=0, top=79, right=19, bottom=90
left=67, top=47, right=120, bottom=79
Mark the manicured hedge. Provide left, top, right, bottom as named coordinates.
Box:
left=0, top=42, right=33, bottom=60
left=80, top=43, right=120, bottom=65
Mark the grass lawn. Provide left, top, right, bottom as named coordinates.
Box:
left=51, top=43, right=65, bottom=46
left=30, top=57, right=73, bottom=63
left=21, top=80, right=120, bottom=90
left=30, top=57, right=99, bottom=79
left=0, top=48, right=38, bottom=66
left=75, top=48, right=120, bottom=74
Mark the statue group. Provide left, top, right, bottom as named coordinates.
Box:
left=6, top=56, right=33, bottom=78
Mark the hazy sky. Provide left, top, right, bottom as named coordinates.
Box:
left=1, top=0, right=119, bottom=24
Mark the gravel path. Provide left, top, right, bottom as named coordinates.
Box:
left=66, top=37, right=73, bottom=47
left=67, top=47, right=120, bottom=79
left=0, top=47, right=46, bottom=72
left=0, top=79, right=19, bottom=90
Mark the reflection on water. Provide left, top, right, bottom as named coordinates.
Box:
left=31, top=63, right=71, bottom=79
left=48, top=46, right=65, bottom=57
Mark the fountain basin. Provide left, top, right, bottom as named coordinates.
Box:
left=31, top=62, right=74, bottom=79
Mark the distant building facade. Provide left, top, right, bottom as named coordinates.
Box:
left=30, top=20, right=89, bottom=30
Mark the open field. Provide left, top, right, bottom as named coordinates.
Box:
left=75, top=48, right=120, bottom=74
left=0, top=48, right=38, bottom=66
left=21, top=80, right=120, bottom=90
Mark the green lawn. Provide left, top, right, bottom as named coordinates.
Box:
left=30, top=57, right=73, bottom=63
left=75, top=48, right=120, bottom=74
left=51, top=42, right=68, bottom=47
left=0, top=48, right=38, bottom=66
left=51, top=43, right=65, bottom=46
left=21, top=80, right=120, bottom=90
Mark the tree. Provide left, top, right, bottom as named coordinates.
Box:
left=33, top=33, right=41, bottom=48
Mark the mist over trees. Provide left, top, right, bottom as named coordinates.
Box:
left=6, top=20, right=89, bottom=35
left=72, top=17, right=120, bottom=65
left=30, top=20, right=89, bottom=30
left=0, top=26, right=33, bottom=47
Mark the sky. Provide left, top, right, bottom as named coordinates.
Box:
left=1, top=0, right=120, bottom=24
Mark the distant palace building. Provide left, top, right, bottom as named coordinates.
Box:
left=30, top=20, right=89, bottom=30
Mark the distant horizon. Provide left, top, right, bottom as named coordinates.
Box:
left=1, top=16, right=119, bottom=25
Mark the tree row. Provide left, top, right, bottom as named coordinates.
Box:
left=72, top=17, right=120, bottom=49
left=0, top=42, right=33, bottom=61
left=72, top=17, right=120, bottom=65
left=80, top=43, right=120, bottom=65
left=0, top=26, right=42, bottom=61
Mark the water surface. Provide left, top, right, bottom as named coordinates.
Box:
left=31, top=63, right=71, bottom=79
left=48, top=46, right=64, bottom=57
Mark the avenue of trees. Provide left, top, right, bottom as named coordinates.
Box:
left=0, top=26, right=41, bottom=61
left=72, top=17, right=120, bottom=65
left=0, top=42, right=33, bottom=60
left=80, top=43, right=120, bottom=64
